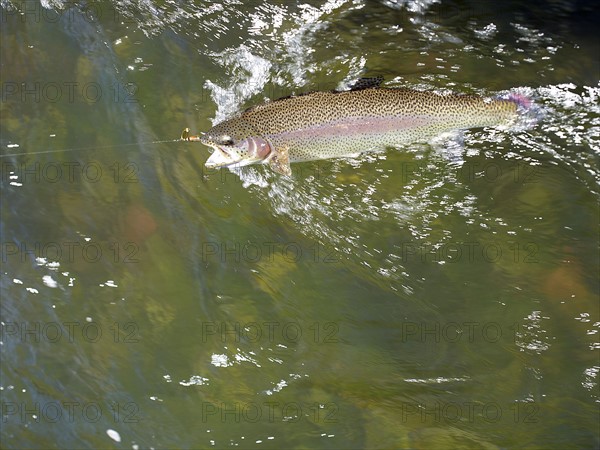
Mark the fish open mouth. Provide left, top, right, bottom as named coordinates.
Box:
left=204, top=137, right=273, bottom=169
left=204, top=146, right=245, bottom=168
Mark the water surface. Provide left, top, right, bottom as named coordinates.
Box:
left=1, top=1, right=599, bottom=448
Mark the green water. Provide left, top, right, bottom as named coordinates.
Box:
left=1, top=1, right=598, bottom=448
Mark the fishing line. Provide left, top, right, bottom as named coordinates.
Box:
left=0, top=134, right=200, bottom=159
left=0, top=138, right=184, bottom=158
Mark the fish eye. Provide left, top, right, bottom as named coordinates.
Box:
left=218, top=135, right=235, bottom=146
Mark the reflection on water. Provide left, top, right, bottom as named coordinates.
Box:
left=1, top=0, right=598, bottom=448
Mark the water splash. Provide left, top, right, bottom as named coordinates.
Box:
left=204, top=46, right=272, bottom=124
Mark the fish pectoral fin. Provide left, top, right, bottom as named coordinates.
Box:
left=268, top=146, right=292, bottom=176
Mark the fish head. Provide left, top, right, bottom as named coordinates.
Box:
left=201, top=119, right=272, bottom=169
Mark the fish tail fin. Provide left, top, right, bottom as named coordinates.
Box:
left=507, top=92, right=533, bottom=110
left=500, top=90, right=541, bottom=129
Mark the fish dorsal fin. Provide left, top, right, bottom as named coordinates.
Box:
left=348, top=76, right=384, bottom=91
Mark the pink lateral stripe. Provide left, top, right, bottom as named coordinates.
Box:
left=270, top=115, right=438, bottom=140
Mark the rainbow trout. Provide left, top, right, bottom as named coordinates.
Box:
left=197, top=78, right=525, bottom=175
